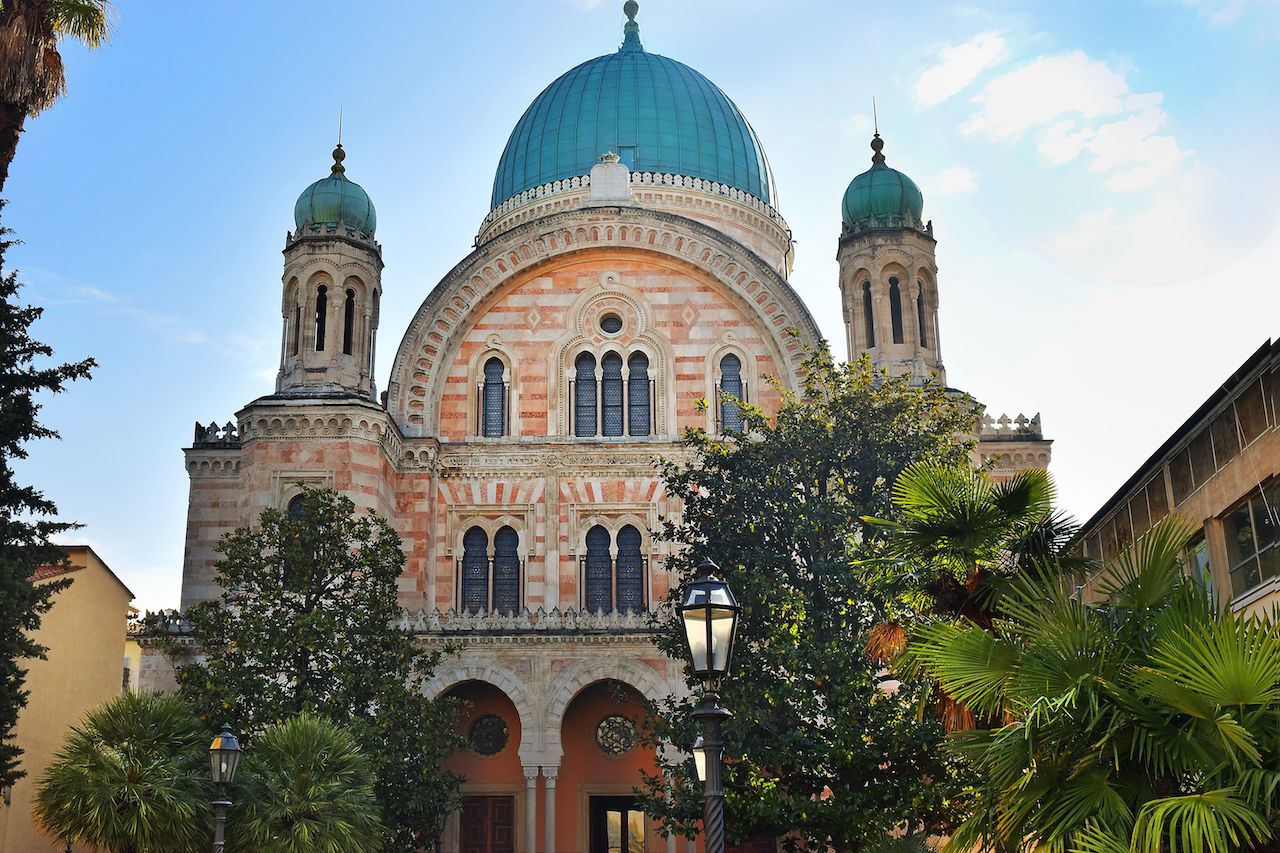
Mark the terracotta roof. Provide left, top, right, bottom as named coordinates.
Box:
left=31, top=563, right=85, bottom=581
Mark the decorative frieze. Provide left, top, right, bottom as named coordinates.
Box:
left=401, top=606, right=656, bottom=636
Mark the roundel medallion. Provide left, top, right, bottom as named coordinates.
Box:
left=595, top=714, right=637, bottom=756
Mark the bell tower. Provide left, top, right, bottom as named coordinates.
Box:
left=277, top=144, right=383, bottom=399
left=836, top=134, right=945, bottom=385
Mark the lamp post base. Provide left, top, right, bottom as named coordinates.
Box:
left=692, top=696, right=732, bottom=853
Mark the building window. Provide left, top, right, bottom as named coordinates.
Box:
left=314, top=285, right=328, bottom=351
left=602, top=352, right=624, bottom=437
left=1188, top=533, right=1211, bottom=591
left=888, top=276, right=904, bottom=344
left=1236, top=379, right=1269, bottom=445
left=492, top=526, right=521, bottom=613
left=342, top=288, right=356, bottom=355
left=916, top=285, right=928, bottom=348
left=1225, top=484, right=1279, bottom=598
left=574, top=353, right=598, bottom=437
left=469, top=714, right=509, bottom=756
left=861, top=282, right=875, bottom=348
left=481, top=357, right=507, bottom=438
left=615, top=525, right=644, bottom=612
left=460, top=526, right=489, bottom=613
left=584, top=525, right=612, bottom=612
left=627, top=352, right=651, bottom=436
left=718, top=354, right=745, bottom=432
left=290, top=303, right=301, bottom=356
left=581, top=525, right=649, bottom=614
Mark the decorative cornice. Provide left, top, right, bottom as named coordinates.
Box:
left=401, top=605, right=659, bottom=637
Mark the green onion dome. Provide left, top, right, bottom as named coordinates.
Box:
left=293, top=145, right=377, bottom=235
left=841, top=134, right=924, bottom=231
left=490, top=1, right=774, bottom=209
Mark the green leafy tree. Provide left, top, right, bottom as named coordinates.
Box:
left=230, top=714, right=385, bottom=853
left=32, top=692, right=211, bottom=853
left=160, top=487, right=462, bottom=850
left=0, top=0, right=112, bottom=189
left=0, top=210, right=93, bottom=787
left=907, top=516, right=1280, bottom=852
left=640, top=350, right=977, bottom=850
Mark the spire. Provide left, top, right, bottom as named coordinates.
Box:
left=621, top=0, right=642, bottom=52
left=330, top=143, right=346, bottom=177
left=870, top=133, right=885, bottom=166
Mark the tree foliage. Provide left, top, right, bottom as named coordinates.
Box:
left=32, top=692, right=211, bottom=853
left=230, top=713, right=385, bottom=853
left=157, top=488, right=462, bottom=850
left=0, top=210, right=93, bottom=787
left=639, top=349, right=977, bottom=850
left=906, top=514, right=1280, bottom=852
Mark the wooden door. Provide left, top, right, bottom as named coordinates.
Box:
left=460, top=795, right=515, bottom=853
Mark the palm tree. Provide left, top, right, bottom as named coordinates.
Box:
left=907, top=515, right=1280, bottom=852
left=0, top=0, right=111, bottom=190
left=230, top=713, right=385, bottom=853
left=33, top=691, right=212, bottom=853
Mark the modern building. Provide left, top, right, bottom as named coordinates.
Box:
left=0, top=546, right=134, bottom=853
left=1077, top=339, right=1279, bottom=618
left=160, top=5, right=1047, bottom=851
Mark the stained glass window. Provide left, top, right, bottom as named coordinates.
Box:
left=461, top=527, right=489, bottom=613
left=720, top=354, right=743, bottom=432
left=469, top=714, right=509, bottom=756
left=627, top=352, right=650, bottom=436
left=483, top=357, right=506, bottom=438
left=575, top=353, right=597, bottom=437
left=493, top=526, right=520, bottom=613
left=602, top=353, right=624, bottom=437
left=616, top=525, right=644, bottom=612
left=585, top=525, right=612, bottom=613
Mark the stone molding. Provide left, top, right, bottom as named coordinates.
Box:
left=403, top=606, right=656, bottom=635
left=184, top=448, right=241, bottom=479
left=387, top=205, right=822, bottom=438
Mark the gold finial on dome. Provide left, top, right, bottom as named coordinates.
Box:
left=871, top=133, right=885, bottom=166
left=331, top=143, right=346, bottom=177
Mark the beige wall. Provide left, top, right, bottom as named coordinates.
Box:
left=0, top=546, right=132, bottom=853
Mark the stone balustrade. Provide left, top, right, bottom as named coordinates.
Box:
left=401, top=606, right=656, bottom=635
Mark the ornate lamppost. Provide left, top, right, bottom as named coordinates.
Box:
left=208, top=723, right=242, bottom=853
left=679, top=559, right=741, bottom=853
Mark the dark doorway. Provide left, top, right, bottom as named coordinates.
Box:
left=460, top=795, right=515, bottom=853
left=589, top=795, right=645, bottom=853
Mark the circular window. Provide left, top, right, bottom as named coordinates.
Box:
left=595, top=714, right=636, bottom=755
left=600, top=314, right=623, bottom=334
left=468, top=714, right=509, bottom=756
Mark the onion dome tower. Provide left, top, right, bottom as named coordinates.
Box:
left=276, top=144, right=383, bottom=398
left=837, top=133, right=944, bottom=384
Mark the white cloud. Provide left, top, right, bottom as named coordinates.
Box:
left=961, top=51, right=1190, bottom=191
left=838, top=113, right=872, bottom=138
left=914, top=32, right=1009, bottom=107
left=934, top=166, right=978, bottom=194
left=962, top=52, right=1129, bottom=139
left=1183, top=0, right=1259, bottom=25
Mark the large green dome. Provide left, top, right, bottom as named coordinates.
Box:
left=841, top=135, right=924, bottom=231
left=490, top=3, right=774, bottom=209
left=294, top=145, right=377, bottom=235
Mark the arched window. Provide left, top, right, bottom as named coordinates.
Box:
left=916, top=283, right=928, bottom=348
left=482, top=357, right=506, bottom=438
left=889, top=277, right=904, bottom=344
left=584, top=525, right=612, bottom=613
left=342, top=288, right=356, bottom=355
left=290, top=303, right=301, bottom=356
left=460, top=527, right=489, bottom=613
left=492, top=526, right=520, bottom=613
left=616, top=525, right=644, bottom=612
left=627, top=352, right=651, bottom=436
left=719, top=354, right=744, bottom=432
left=314, top=285, right=328, bottom=351
left=861, top=281, right=875, bottom=348
left=574, top=353, right=597, bottom=437
left=601, top=352, right=624, bottom=437
left=286, top=494, right=307, bottom=519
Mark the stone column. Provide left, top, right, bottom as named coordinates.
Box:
left=544, top=766, right=559, bottom=853
left=523, top=766, right=539, bottom=853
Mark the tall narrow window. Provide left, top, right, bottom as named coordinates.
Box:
left=575, top=353, right=597, bottom=437
left=585, top=525, right=612, bottom=613
left=889, top=277, right=904, bottom=344
left=601, top=352, right=624, bottom=437
left=492, top=526, right=520, bottom=613
left=861, top=282, right=875, bottom=348
left=627, top=352, right=651, bottom=436
left=314, top=285, right=328, bottom=351
left=290, top=304, right=301, bottom=356
left=460, top=527, right=489, bottom=613
left=342, top=288, right=356, bottom=355
left=719, top=354, right=744, bottom=432
left=916, top=284, right=928, bottom=348
left=482, top=357, right=506, bottom=438
left=615, top=525, right=644, bottom=612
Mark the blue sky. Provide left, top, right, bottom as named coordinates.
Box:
left=11, top=0, right=1279, bottom=611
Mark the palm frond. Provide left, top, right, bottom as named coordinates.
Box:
left=1131, top=789, right=1271, bottom=853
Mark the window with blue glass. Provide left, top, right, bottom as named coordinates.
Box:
left=584, top=525, right=612, bottom=613
left=482, top=357, right=507, bottom=438
left=492, top=526, right=520, bottom=613
left=615, top=525, right=645, bottom=612
left=575, top=353, right=597, bottom=437
left=602, top=353, right=624, bottom=437
left=627, top=353, right=651, bottom=436
left=461, top=527, right=489, bottom=614
left=719, top=354, right=745, bottom=432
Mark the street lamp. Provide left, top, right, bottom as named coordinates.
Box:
left=679, top=559, right=740, bottom=853
left=208, top=723, right=242, bottom=853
